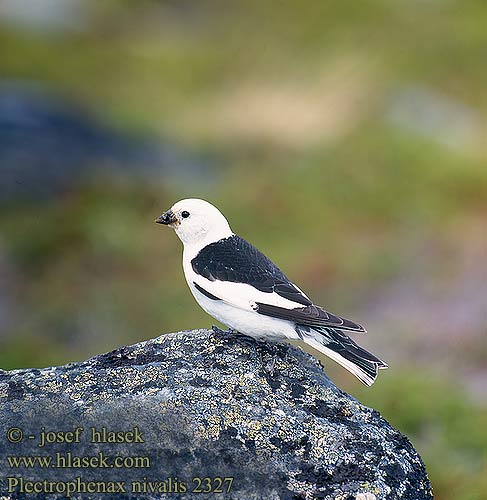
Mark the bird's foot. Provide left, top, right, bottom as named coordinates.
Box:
left=232, top=331, right=260, bottom=350
left=211, top=325, right=243, bottom=336
left=259, top=341, right=291, bottom=375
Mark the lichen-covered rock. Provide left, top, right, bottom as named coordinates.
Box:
left=0, top=329, right=432, bottom=500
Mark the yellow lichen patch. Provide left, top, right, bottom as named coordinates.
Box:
left=222, top=408, right=244, bottom=429
left=306, top=422, right=338, bottom=463
left=42, top=379, right=63, bottom=394
left=286, top=479, right=316, bottom=500
left=141, top=365, right=168, bottom=383
left=240, top=418, right=265, bottom=441
left=356, top=492, right=377, bottom=500
left=204, top=414, right=223, bottom=440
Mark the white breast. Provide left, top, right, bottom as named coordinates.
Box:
left=181, top=248, right=299, bottom=340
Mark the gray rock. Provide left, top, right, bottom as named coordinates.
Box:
left=0, top=328, right=432, bottom=500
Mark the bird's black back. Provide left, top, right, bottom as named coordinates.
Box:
left=191, top=235, right=312, bottom=306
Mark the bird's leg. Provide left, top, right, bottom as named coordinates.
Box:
left=212, top=325, right=242, bottom=335
left=261, top=340, right=291, bottom=375
left=233, top=331, right=261, bottom=351
left=212, top=325, right=257, bottom=347
left=211, top=325, right=279, bottom=373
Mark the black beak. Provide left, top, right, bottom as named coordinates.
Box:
left=155, top=210, right=177, bottom=225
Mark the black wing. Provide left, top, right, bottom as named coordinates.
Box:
left=255, top=302, right=366, bottom=333
left=191, top=235, right=311, bottom=306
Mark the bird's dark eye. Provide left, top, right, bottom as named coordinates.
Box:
left=181, top=211, right=190, bottom=219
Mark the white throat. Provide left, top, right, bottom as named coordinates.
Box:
left=176, top=221, right=233, bottom=257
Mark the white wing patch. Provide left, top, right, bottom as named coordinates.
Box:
left=191, top=276, right=307, bottom=312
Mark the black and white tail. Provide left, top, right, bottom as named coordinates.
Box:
left=296, top=325, right=388, bottom=386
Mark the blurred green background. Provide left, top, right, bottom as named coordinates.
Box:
left=0, top=1, right=486, bottom=498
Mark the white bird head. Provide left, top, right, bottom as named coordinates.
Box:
left=155, top=198, right=233, bottom=246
